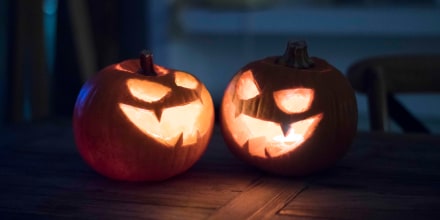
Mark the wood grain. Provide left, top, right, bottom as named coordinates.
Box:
left=208, top=177, right=306, bottom=220
left=279, top=132, right=440, bottom=220
left=1, top=123, right=440, bottom=219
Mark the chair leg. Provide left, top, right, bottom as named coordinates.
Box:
left=387, top=94, right=430, bottom=133
left=365, top=67, right=388, bottom=132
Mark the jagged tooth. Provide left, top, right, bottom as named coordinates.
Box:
left=281, top=122, right=291, bottom=137
left=265, top=147, right=272, bottom=158
left=243, top=140, right=250, bottom=153
left=197, top=95, right=203, bottom=105
left=197, top=130, right=201, bottom=142
left=234, top=107, right=241, bottom=117
left=235, top=109, right=241, bottom=118
left=234, top=101, right=244, bottom=118
left=265, top=146, right=282, bottom=158
left=153, top=107, right=163, bottom=122
left=196, top=86, right=203, bottom=98
left=175, top=133, right=184, bottom=148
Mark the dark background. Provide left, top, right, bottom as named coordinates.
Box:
left=1, top=0, right=439, bottom=132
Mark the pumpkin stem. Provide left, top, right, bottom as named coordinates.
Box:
left=139, top=50, right=157, bottom=76
left=277, top=40, right=314, bottom=69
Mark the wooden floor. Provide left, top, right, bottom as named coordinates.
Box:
left=1, top=121, right=440, bottom=219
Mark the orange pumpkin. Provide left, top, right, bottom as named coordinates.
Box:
left=220, top=41, right=357, bottom=176
left=73, top=51, right=215, bottom=181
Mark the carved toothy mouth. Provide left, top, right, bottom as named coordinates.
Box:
left=233, top=113, right=323, bottom=158
left=119, top=101, right=204, bottom=147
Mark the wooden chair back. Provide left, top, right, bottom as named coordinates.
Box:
left=347, top=54, right=440, bottom=133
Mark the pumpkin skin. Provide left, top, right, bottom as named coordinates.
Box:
left=220, top=41, right=357, bottom=176
left=73, top=52, right=214, bottom=181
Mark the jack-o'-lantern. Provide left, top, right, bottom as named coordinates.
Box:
left=73, top=51, right=214, bottom=181
left=220, top=41, right=357, bottom=176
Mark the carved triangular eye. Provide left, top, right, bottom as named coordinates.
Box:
left=236, top=70, right=260, bottom=100
left=174, top=71, right=199, bottom=89
left=273, top=88, right=314, bottom=114
left=127, top=78, right=170, bottom=103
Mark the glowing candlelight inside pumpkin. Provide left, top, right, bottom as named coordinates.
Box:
left=220, top=40, right=358, bottom=176
left=231, top=112, right=323, bottom=158
left=272, top=131, right=304, bottom=146
left=273, top=88, right=314, bottom=114
left=73, top=50, right=215, bottom=181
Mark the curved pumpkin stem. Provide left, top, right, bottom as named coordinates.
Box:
left=277, top=40, right=314, bottom=69
left=139, top=50, right=157, bottom=76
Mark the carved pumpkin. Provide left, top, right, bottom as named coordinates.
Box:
left=220, top=41, right=357, bottom=176
left=73, top=51, right=215, bottom=181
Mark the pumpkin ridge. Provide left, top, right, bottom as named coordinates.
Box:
left=73, top=51, right=215, bottom=181
left=220, top=40, right=357, bottom=176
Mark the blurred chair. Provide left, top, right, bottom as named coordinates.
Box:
left=347, top=54, right=440, bottom=133
left=5, top=0, right=148, bottom=123
left=6, top=0, right=96, bottom=123
left=7, top=0, right=49, bottom=123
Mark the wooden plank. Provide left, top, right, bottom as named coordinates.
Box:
left=2, top=123, right=440, bottom=219
left=280, top=186, right=440, bottom=220
left=208, top=177, right=307, bottom=219
left=278, top=131, right=440, bottom=220
left=1, top=192, right=213, bottom=219
left=0, top=167, right=257, bottom=209
left=0, top=161, right=257, bottom=218
left=0, top=123, right=263, bottom=218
